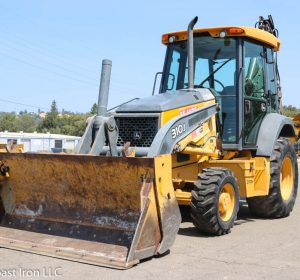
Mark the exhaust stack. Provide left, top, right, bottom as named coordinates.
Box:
left=97, top=59, right=112, bottom=117
left=187, top=16, right=198, bottom=89
left=93, top=59, right=112, bottom=133
left=75, top=59, right=115, bottom=155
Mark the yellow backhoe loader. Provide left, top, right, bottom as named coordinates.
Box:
left=0, top=15, right=298, bottom=269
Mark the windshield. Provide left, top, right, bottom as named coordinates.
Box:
left=161, top=34, right=237, bottom=93
left=161, top=34, right=238, bottom=144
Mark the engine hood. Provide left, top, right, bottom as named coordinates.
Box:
left=116, top=88, right=215, bottom=113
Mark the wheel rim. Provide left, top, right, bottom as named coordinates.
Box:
left=218, top=183, right=235, bottom=222
left=280, top=156, right=294, bottom=201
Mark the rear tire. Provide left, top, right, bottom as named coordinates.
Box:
left=247, top=138, right=298, bottom=218
left=190, top=168, right=239, bottom=235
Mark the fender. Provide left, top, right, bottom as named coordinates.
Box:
left=256, top=113, right=296, bottom=156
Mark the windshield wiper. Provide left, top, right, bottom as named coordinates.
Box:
left=198, top=57, right=234, bottom=87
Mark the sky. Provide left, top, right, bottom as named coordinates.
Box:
left=0, top=0, right=299, bottom=113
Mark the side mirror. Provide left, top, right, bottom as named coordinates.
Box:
left=152, top=72, right=176, bottom=95
left=152, top=72, right=163, bottom=95
left=166, top=73, right=176, bottom=91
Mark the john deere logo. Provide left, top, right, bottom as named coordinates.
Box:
left=133, top=131, right=142, bottom=140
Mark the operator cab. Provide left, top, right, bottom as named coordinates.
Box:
left=160, top=20, right=281, bottom=151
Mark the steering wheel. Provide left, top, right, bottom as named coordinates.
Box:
left=194, top=79, right=225, bottom=91
left=213, top=79, right=225, bottom=91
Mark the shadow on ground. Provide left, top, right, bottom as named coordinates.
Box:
left=177, top=199, right=256, bottom=237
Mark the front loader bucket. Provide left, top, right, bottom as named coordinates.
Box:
left=0, top=153, right=180, bottom=269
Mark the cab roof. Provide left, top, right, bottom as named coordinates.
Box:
left=162, top=26, right=280, bottom=51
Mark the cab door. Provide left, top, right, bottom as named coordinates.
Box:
left=243, top=41, right=268, bottom=146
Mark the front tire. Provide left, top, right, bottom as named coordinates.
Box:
left=247, top=138, right=298, bottom=218
left=190, top=168, right=239, bottom=235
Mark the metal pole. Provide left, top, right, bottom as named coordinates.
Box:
left=187, top=17, right=198, bottom=90
left=97, top=59, right=112, bottom=116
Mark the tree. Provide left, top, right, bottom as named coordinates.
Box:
left=38, top=100, right=59, bottom=131
left=36, top=100, right=87, bottom=136
left=0, top=113, right=17, bottom=132
left=90, top=102, right=97, bottom=115
left=19, top=109, right=28, bottom=115
left=15, top=114, right=38, bottom=132
left=282, top=105, right=300, bottom=118
left=58, top=114, right=87, bottom=136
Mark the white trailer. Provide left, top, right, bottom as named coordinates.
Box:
left=0, top=131, right=80, bottom=153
